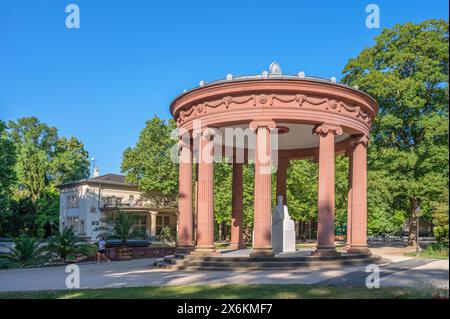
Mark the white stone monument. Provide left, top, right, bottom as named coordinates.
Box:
left=272, top=195, right=296, bottom=253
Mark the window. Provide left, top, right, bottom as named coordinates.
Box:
left=156, top=215, right=171, bottom=235
left=132, top=214, right=147, bottom=233
left=67, top=195, right=79, bottom=208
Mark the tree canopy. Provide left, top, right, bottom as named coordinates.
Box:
left=342, top=19, right=449, bottom=244
left=0, top=117, right=90, bottom=237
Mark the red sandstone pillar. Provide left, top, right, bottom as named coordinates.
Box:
left=230, top=162, right=245, bottom=250
left=312, top=123, right=342, bottom=256
left=176, top=139, right=194, bottom=253
left=250, top=121, right=276, bottom=257
left=346, top=151, right=353, bottom=249
left=276, top=159, right=289, bottom=205
left=193, top=128, right=218, bottom=256
left=348, top=135, right=370, bottom=254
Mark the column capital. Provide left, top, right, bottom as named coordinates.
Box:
left=312, top=123, right=343, bottom=137
left=249, top=120, right=277, bottom=131
left=192, top=126, right=220, bottom=140
left=350, top=134, right=370, bottom=149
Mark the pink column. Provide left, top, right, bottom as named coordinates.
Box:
left=193, top=128, right=218, bottom=256
left=230, top=162, right=245, bottom=250
left=250, top=121, right=275, bottom=257
left=348, top=135, right=370, bottom=254
left=176, top=139, right=194, bottom=253
left=346, top=151, right=353, bottom=250
left=312, top=123, right=342, bottom=256
left=276, top=159, right=289, bottom=205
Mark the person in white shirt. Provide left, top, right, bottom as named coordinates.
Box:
left=97, top=236, right=110, bottom=264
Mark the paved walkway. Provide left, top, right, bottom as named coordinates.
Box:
left=0, top=249, right=448, bottom=292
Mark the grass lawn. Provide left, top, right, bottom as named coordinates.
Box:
left=405, top=252, right=449, bottom=260
left=0, top=284, right=445, bottom=299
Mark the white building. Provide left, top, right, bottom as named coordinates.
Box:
left=57, top=173, right=178, bottom=242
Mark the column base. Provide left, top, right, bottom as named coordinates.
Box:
left=175, top=245, right=195, bottom=255
left=347, top=246, right=371, bottom=255
left=312, top=246, right=340, bottom=257
left=191, top=246, right=221, bottom=257
left=229, top=243, right=247, bottom=250
left=250, top=248, right=274, bottom=257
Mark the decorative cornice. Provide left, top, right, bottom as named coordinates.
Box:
left=312, top=123, right=343, bottom=137
left=176, top=93, right=372, bottom=125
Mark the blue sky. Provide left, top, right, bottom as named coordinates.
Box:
left=1, top=0, right=448, bottom=174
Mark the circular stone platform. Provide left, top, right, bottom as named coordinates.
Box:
left=156, top=249, right=388, bottom=271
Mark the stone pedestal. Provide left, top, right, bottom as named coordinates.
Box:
left=272, top=196, right=296, bottom=253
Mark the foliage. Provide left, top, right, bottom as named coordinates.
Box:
left=0, top=120, right=16, bottom=235
left=159, top=226, right=175, bottom=242
left=286, top=160, right=318, bottom=222
left=431, top=191, right=449, bottom=244
left=51, top=137, right=90, bottom=185
left=95, top=211, right=146, bottom=243
left=424, top=242, right=449, bottom=258
left=0, top=234, right=48, bottom=268
left=121, top=116, right=178, bottom=196
left=342, top=19, right=449, bottom=244
left=214, top=162, right=232, bottom=236
left=46, top=226, right=96, bottom=260
left=1, top=117, right=90, bottom=238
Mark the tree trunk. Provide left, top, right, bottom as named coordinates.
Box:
left=218, top=222, right=222, bottom=242
left=408, top=197, right=419, bottom=246
left=221, top=221, right=226, bottom=241
left=308, top=221, right=312, bottom=240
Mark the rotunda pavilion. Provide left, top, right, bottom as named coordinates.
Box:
left=170, top=63, right=378, bottom=258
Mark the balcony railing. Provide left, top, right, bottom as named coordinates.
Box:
left=102, top=200, right=146, bottom=209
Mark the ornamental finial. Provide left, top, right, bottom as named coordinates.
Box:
left=269, top=62, right=282, bottom=75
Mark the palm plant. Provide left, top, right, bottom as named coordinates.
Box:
left=95, top=211, right=146, bottom=243
left=0, top=234, right=48, bottom=268
left=46, top=226, right=96, bottom=260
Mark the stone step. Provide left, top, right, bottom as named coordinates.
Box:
left=173, top=253, right=373, bottom=263
left=155, top=255, right=388, bottom=271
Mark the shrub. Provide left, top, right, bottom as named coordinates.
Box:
left=95, top=211, right=146, bottom=243
left=0, top=234, right=48, bottom=268
left=159, top=226, right=175, bottom=242
left=46, top=226, right=96, bottom=260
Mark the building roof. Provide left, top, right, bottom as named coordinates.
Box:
left=57, top=173, right=138, bottom=190
left=170, top=62, right=376, bottom=114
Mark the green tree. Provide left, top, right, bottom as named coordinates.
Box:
left=51, top=137, right=90, bottom=185
left=121, top=116, right=178, bottom=196
left=0, top=120, right=16, bottom=235
left=432, top=190, right=449, bottom=245
left=214, top=162, right=232, bottom=240
left=16, top=144, right=48, bottom=202
left=4, top=117, right=90, bottom=237
left=286, top=160, right=318, bottom=223
left=342, top=19, right=449, bottom=245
